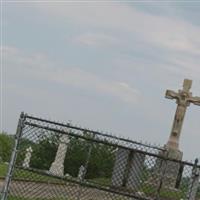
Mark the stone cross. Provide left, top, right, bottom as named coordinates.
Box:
left=49, top=134, right=70, bottom=176
left=165, top=79, right=200, bottom=149
left=22, top=146, right=33, bottom=168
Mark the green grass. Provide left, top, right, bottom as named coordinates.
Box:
left=0, top=163, right=8, bottom=177
left=0, top=163, right=62, bottom=184
left=88, top=177, right=111, bottom=186
left=7, top=197, right=70, bottom=200
left=0, top=163, right=110, bottom=186
left=140, top=183, right=186, bottom=200
left=8, top=197, right=40, bottom=200
left=0, top=163, right=189, bottom=200
left=13, top=168, right=60, bottom=183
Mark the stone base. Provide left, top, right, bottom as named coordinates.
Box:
left=111, top=148, right=146, bottom=191
left=111, top=148, right=130, bottom=187
left=148, top=146, right=183, bottom=189
left=162, top=145, right=183, bottom=160
left=126, top=152, right=146, bottom=191
left=49, top=162, right=64, bottom=177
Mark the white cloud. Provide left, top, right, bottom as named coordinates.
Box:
left=52, top=68, right=140, bottom=104
left=3, top=46, right=140, bottom=104
left=36, top=3, right=200, bottom=54
left=71, top=32, right=118, bottom=47
left=30, top=2, right=200, bottom=84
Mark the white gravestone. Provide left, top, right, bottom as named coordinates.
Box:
left=49, top=134, right=70, bottom=176
left=22, top=146, right=33, bottom=168
left=78, top=165, right=85, bottom=181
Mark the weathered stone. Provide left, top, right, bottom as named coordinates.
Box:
left=153, top=147, right=183, bottom=188
left=111, top=148, right=130, bottom=187
left=165, top=79, right=200, bottom=150
left=78, top=165, right=86, bottom=181
left=49, top=134, right=70, bottom=177
left=153, top=79, right=200, bottom=189
left=126, top=152, right=145, bottom=191
left=142, top=80, right=200, bottom=194
left=22, top=146, right=33, bottom=168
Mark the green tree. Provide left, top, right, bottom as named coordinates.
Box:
left=30, top=132, right=58, bottom=170
left=64, top=136, right=116, bottom=179
left=86, top=142, right=115, bottom=179
left=0, top=132, right=14, bottom=162
left=22, top=130, right=116, bottom=180
left=64, top=137, right=89, bottom=176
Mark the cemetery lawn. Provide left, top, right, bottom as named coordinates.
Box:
left=0, top=163, right=111, bottom=186
left=8, top=197, right=37, bottom=200
left=89, top=177, right=111, bottom=186
left=141, top=184, right=185, bottom=200
left=0, top=163, right=60, bottom=183
left=0, top=163, right=7, bottom=177
left=8, top=197, right=71, bottom=200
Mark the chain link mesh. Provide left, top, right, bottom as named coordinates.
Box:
left=1, top=114, right=199, bottom=200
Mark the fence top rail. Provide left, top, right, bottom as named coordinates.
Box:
left=23, top=113, right=198, bottom=168
left=25, top=113, right=164, bottom=151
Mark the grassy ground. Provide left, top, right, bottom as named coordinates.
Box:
left=139, top=182, right=186, bottom=200
left=0, top=163, right=193, bottom=200
left=0, top=163, right=111, bottom=186
left=0, top=163, right=8, bottom=177
left=0, top=163, right=62, bottom=183
left=13, top=168, right=60, bottom=183
left=8, top=197, right=39, bottom=200
left=88, top=177, right=111, bottom=186
left=7, top=197, right=69, bottom=200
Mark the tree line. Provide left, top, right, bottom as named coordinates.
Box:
left=0, top=132, right=116, bottom=179
left=0, top=132, right=14, bottom=163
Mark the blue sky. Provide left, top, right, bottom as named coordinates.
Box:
left=1, top=0, right=200, bottom=161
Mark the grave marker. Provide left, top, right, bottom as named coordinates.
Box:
left=22, top=146, right=33, bottom=168
left=49, top=134, right=70, bottom=176
left=111, top=148, right=130, bottom=187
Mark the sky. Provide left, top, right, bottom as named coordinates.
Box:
left=1, top=0, right=200, bottom=161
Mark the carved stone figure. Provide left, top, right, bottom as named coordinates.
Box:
left=22, top=146, right=33, bottom=168
left=166, top=79, right=200, bottom=150
left=150, top=79, right=200, bottom=189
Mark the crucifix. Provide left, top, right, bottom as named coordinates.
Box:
left=165, top=79, right=200, bottom=149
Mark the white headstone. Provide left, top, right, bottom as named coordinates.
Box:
left=22, top=146, right=33, bottom=168
left=78, top=165, right=85, bottom=181
left=49, top=134, right=70, bottom=176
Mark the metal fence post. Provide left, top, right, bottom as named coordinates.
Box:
left=1, top=112, right=26, bottom=200
left=187, top=159, right=200, bottom=200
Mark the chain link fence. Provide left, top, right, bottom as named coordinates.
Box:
left=0, top=113, right=200, bottom=200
